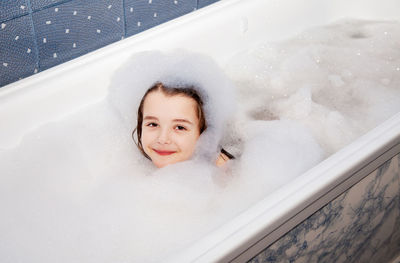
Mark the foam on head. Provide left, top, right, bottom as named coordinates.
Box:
left=109, top=50, right=236, bottom=162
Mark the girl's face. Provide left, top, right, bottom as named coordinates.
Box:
left=141, top=90, right=201, bottom=168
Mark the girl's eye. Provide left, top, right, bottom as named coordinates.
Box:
left=175, top=125, right=187, bottom=131
left=146, top=122, right=158, bottom=127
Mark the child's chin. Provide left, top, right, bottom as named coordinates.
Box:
left=153, top=157, right=190, bottom=168
left=153, top=160, right=175, bottom=168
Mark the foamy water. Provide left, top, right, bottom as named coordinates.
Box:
left=0, top=19, right=399, bottom=262
left=225, top=19, right=400, bottom=155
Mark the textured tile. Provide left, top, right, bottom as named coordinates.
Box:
left=31, top=0, right=71, bottom=11
left=0, top=0, right=30, bottom=22
left=124, top=0, right=196, bottom=37
left=32, top=0, right=124, bottom=70
left=0, top=15, right=38, bottom=87
left=198, top=0, right=219, bottom=9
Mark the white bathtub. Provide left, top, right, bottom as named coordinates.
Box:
left=1, top=0, right=400, bottom=262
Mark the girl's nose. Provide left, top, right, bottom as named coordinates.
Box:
left=157, top=128, right=171, bottom=144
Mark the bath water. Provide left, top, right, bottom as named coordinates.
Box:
left=0, top=19, right=399, bottom=262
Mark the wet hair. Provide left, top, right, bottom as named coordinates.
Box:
left=132, top=82, right=234, bottom=161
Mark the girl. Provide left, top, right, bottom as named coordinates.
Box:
left=133, top=82, right=234, bottom=168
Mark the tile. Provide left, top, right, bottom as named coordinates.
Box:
left=125, top=0, right=196, bottom=37
left=30, top=0, right=70, bottom=11
left=32, top=0, right=124, bottom=70
left=0, top=15, right=38, bottom=87
left=197, top=0, right=219, bottom=9
left=0, top=0, right=30, bottom=22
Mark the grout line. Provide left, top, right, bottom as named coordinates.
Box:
left=30, top=0, right=75, bottom=12
left=0, top=12, right=29, bottom=24
left=0, top=0, right=75, bottom=24
left=26, top=0, right=40, bottom=73
left=122, top=0, right=127, bottom=38
left=0, top=0, right=74, bottom=23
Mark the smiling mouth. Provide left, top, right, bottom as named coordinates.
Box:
left=153, top=149, right=176, bottom=156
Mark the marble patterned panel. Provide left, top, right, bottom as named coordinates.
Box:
left=249, top=152, right=400, bottom=263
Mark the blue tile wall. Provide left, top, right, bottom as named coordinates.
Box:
left=125, top=0, right=196, bottom=36
left=31, top=0, right=70, bottom=11
left=0, top=0, right=220, bottom=87
left=32, top=0, right=124, bottom=70
left=198, top=0, right=219, bottom=8
left=0, top=15, right=38, bottom=86
left=0, top=0, right=30, bottom=21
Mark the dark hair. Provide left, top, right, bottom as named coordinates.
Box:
left=132, top=82, right=234, bottom=160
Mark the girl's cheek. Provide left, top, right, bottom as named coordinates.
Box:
left=181, top=132, right=198, bottom=144
left=141, top=132, right=152, bottom=145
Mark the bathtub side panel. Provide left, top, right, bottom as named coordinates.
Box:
left=248, top=153, right=400, bottom=263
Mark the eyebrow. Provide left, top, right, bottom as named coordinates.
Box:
left=143, top=116, right=194, bottom=125
left=143, top=116, right=158, bottom=121
left=173, top=118, right=195, bottom=125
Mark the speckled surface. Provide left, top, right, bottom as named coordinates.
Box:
left=0, top=0, right=219, bottom=87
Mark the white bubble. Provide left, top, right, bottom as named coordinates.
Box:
left=237, top=120, right=324, bottom=195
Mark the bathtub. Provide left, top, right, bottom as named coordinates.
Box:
left=1, top=0, right=400, bottom=262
